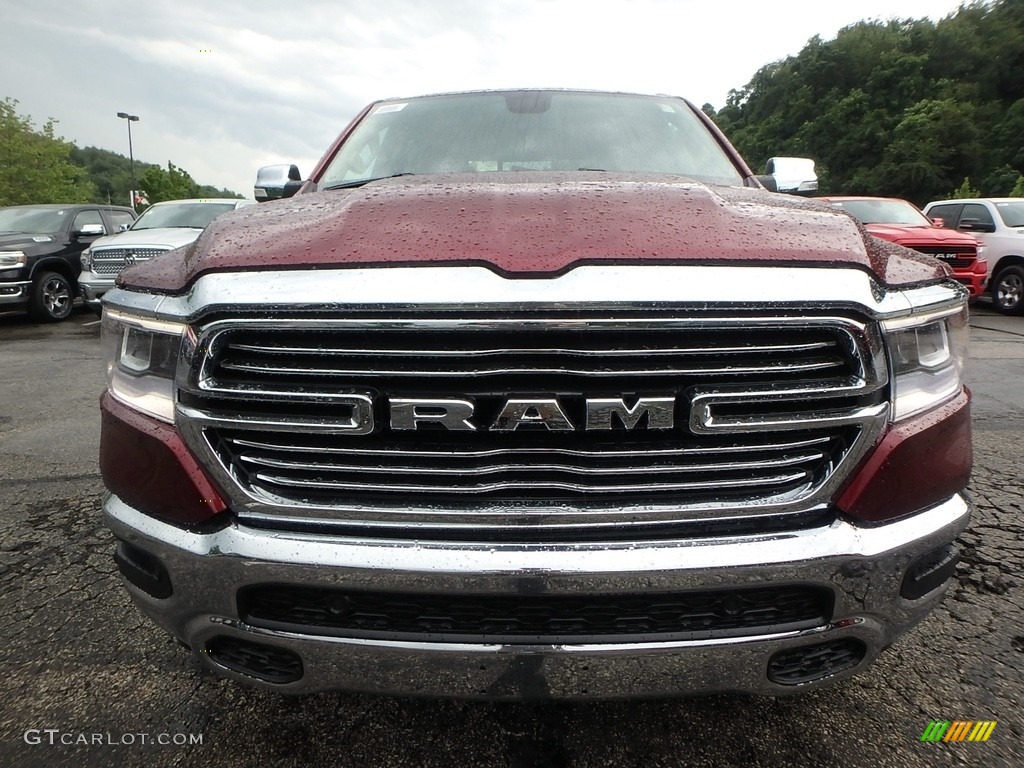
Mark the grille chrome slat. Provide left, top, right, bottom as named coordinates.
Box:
left=227, top=433, right=834, bottom=459
left=217, top=357, right=846, bottom=378
left=236, top=450, right=826, bottom=476
left=227, top=340, right=838, bottom=358
left=253, top=470, right=810, bottom=495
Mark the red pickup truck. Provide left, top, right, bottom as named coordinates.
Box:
left=98, top=89, right=971, bottom=699
left=820, top=196, right=987, bottom=298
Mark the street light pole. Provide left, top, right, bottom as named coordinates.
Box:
left=116, top=112, right=140, bottom=210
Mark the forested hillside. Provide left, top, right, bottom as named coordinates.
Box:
left=1, top=98, right=243, bottom=207
left=710, top=0, right=1024, bottom=205
left=70, top=146, right=242, bottom=206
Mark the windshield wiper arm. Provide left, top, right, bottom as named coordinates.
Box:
left=323, top=173, right=415, bottom=191
left=136, top=224, right=204, bottom=230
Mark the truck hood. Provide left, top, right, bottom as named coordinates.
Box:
left=118, top=173, right=947, bottom=293
left=90, top=227, right=205, bottom=252
left=864, top=223, right=978, bottom=247
left=0, top=232, right=60, bottom=249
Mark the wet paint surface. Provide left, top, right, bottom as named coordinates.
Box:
left=118, top=174, right=947, bottom=294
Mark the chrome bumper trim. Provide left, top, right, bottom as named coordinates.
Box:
left=105, top=493, right=970, bottom=698
left=0, top=281, right=30, bottom=303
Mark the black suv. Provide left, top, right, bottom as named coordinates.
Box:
left=0, top=204, right=137, bottom=321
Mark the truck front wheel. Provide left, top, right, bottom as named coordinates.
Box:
left=992, top=265, right=1024, bottom=315
left=28, top=271, right=74, bottom=322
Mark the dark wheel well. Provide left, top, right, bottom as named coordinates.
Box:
left=30, top=260, right=80, bottom=293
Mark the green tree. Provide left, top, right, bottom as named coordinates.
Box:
left=1010, top=174, right=1024, bottom=197
left=138, top=161, right=201, bottom=205
left=0, top=98, right=95, bottom=205
left=70, top=145, right=158, bottom=206
left=196, top=184, right=244, bottom=200
left=70, top=145, right=243, bottom=203
left=950, top=177, right=981, bottom=198
left=710, top=0, right=1024, bottom=204
left=981, top=164, right=1020, bottom=196
left=855, top=98, right=980, bottom=204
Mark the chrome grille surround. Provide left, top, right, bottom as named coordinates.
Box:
left=91, top=247, right=170, bottom=275
left=173, top=303, right=890, bottom=537
left=906, top=244, right=977, bottom=270
left=99, top=264, right=966, bottom=539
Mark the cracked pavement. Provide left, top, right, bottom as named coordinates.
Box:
left=0, top=305, right=1020, bottom=768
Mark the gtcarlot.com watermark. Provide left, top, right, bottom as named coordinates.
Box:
left=24, top=729, right=203, bottom=746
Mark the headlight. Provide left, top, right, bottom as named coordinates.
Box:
left=101, top=309, right=186, bottom=423
left=80, top=249, right=92, bottom=270
left=883, top=306, right=968, bottom=421
left=0, top=250, right=26, bottom=268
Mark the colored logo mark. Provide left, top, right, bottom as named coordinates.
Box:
left=920, top=721, right=997, bottom=743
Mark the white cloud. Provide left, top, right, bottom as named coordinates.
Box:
left=1, top=0, right=974, bottom=198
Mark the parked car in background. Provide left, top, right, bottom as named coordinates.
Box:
left=0, top=204, right=136, bottom=321
left=821, top=197, right=987, bottom=299
left=79, top=198, right=252, bottom=313
left=923, top=198, right=1024, bottom=315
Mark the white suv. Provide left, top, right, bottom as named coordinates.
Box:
left=923, top=198, right=1024, bottom=315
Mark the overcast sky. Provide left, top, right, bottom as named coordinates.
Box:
left=3, top=0, right=974, bottom=200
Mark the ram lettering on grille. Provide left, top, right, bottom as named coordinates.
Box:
left=389, top=396, right=676, bottom=432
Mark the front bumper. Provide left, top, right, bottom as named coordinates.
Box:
left=104, top=493, right=970, bottom=699
left=953, top=265, right=987, bottom=298
left=0, top=280, right=30, bottom=306
left=79, top=275, right=114, bottom=309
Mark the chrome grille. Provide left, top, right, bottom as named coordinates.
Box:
left=909, top=245, right=976, bottom=270
left=91, top=247, right=169, bottom=275
left=178, top=313, right=888, bottom=536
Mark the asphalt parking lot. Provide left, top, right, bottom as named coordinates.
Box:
left=0, top=304, right=1021, bottom=768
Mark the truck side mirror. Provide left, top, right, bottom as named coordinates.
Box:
left=764, top=157, right=818, bottom=196
left=958, top=218, right=996, bottom=234
left=74, top=223, right=106, bottom=238
left=255, top=164, right=302, bottom=202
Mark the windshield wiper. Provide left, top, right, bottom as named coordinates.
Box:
left=323, top=173, right=415, bottom=191
left=133, top=225, right=202, bottom=230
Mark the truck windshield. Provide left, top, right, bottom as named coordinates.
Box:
left=995, top=201, right=1024, bottom=228
left=132, top=203, right=237, bottom=231
left=0, top=207, right=68, bottom=235
left=320, top=91, right=744, bottom=188
left=833, top=199, right=931, bottom=226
